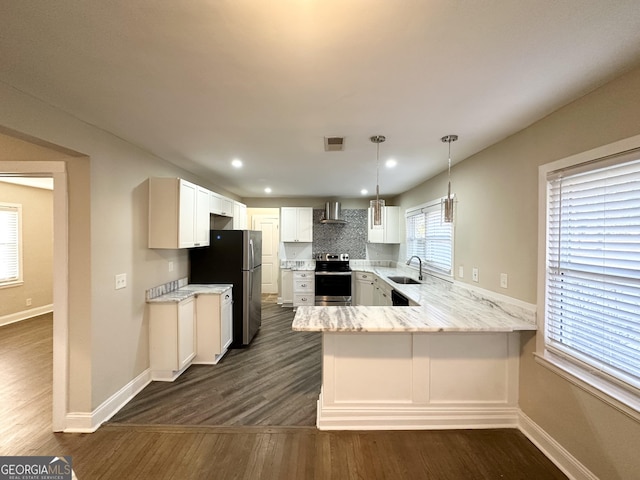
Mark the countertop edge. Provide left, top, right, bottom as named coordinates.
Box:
left=147, top=284, right=233, bottom=304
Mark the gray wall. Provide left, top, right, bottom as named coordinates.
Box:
left=396, top=65, right=640, bottom=479
left=1, top=56, right=640, bottom=478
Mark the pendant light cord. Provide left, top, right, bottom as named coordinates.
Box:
left=376, top=140, right=380, bottom=201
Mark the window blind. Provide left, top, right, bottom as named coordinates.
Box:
left=0, top=204, right=21, bottom=284
left=546, top=156, right=640, bottom=390
left=406, top=201, right=452, bottom=274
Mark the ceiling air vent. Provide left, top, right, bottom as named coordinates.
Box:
left=324, top=136, right=345, bottom=152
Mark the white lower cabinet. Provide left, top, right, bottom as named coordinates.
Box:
left=293, top=271, right=315, bottom=307
left=149, top=296, right=196, bottom=381
left=194, top=289, right=233, bottom=365
left=280, top=269, right=293, bottom=306
left=373, top=276, right=393, bottom=306
left=354, top=272, right=375, bottom=306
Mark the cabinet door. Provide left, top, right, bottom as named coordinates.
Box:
left=367, top=207, right=381, bottom=243
left=233, top=202, right=247, bottom=229
left=221, top=292, right=233, bottom=350
left=355, top=273, right=374, bottom=306
left=281, top=269, right=293, bottom=304
left=179, top=180, right=197, bottom=248
left=195, top=186, right=211, bottom=247
left=177, top=297, right=196, bottom=370
left=383, top=207, right=400, bottom=244
left=368, top=206, right=400, bottom=244
left=219, top=197, right=234, bottom=217
left=209, top=191, right=222, bottom=215
left=280, top=208, right=299, bottom=242
left=296, top=208, right=313, bottom=242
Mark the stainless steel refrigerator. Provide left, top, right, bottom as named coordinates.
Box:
left=189, top=230, right=262, bottom=347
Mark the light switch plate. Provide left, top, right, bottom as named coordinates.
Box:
left=458, top=266, right=464, bottom=278
left=115, top=273, right=127, bottom=290
left=500, top=273, right=508, bottom=289
left=472, top=267, right=479, bottom=282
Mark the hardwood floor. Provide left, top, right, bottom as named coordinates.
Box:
left=0, top=308, right=568, bottom=479
left=0, top=314, right=53, bottom=452
left=109, top=299, right=321, bottom=426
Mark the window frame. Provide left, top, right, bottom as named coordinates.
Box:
left=405, top=196, right=454, bottom=279
left=537, top=135, right=640, bottom=419
left=0, top=202, right=23, bottom=288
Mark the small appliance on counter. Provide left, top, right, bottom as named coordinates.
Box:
left=189, top=230, right=262, bottom=347
left=314, top=253, right=352, bottom=306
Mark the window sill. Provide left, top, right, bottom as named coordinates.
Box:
left=0, top=280, right=24, bottom=290
left=534, top=350, right=640, bottom=423
left=406, top=264, right=453, bottom=283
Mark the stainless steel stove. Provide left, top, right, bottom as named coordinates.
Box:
left=314, top=253, right=352, bottom=306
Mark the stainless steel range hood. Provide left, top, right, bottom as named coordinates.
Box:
left=320, top=201, right=346, bottom=224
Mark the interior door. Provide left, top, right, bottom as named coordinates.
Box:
left=252, top=215, right=279, bottom=294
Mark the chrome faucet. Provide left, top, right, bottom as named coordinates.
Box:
left=406, top=256, right=423, bottom=280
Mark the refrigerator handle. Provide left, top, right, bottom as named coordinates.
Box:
left=249, top=238, right=255, bottom=270
left=248, top=238, right=255, bottom=301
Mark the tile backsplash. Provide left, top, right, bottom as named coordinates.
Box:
left=313, top=208, right=367, bottom=259
left=146, top=277, right=189, bottom=301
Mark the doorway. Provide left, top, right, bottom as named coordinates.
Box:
left=0, top=159, right=69, bottom=432
left=252, top=213, right=280, bottom=295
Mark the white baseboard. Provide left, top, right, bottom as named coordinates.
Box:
left=64, top=368, right=152, bottom=433
left=0, top=304, right=53, bottom=327
left=316, top=393, right=520, bottom=431
left=518, top=411, right=598, bottom=480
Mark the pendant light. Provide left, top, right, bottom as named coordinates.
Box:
left=441, top=134, right=458, bottom=223
left=370, top=135, right=386, bottom=226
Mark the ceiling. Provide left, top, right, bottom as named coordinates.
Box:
left=2, top=1, right=640, bottom=199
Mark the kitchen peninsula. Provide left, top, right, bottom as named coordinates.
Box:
left=292, top=267, right=536, bottom=431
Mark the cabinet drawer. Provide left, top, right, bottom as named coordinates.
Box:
left=356, top=272, right=373, bottom=281
left=293, top=271, right=313, bottom=280
left=294, top=280, right=314, bottom=292
left=293, top=293, right=315, bottom=306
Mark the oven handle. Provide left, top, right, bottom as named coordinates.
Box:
left=314, top=271, right=353, bottom=276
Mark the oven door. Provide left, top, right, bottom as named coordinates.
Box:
left=314, top=272, right=352, bottom=306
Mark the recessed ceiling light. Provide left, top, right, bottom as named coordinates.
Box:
left=361, top=189, right=368, bottom=195
left=231, top=158, right=243, bottom=168
left=385, top=158, right=397, bottom=168
left=264, top=187, right=272, bottom=194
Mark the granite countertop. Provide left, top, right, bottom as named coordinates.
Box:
left=147, top=284, right=232, bottom=304
left=292, top=266, right=537, bottom=333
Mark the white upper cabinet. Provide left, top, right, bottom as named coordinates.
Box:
left=148, top=177, right=211, bottom=249
left=233, top=201, right=247, bottom=229
left=367, top=206, right=400, bottom=244
left=209, top=191, right=234, bottom=217
left=195, top=186, right=211, bottom=246
left=281, top=207, right=313, bottom=242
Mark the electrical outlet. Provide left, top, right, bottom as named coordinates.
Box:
left=500, top=273, right=508, bottom=289
left=168, top=261, right=174, bottom=272
left=115, top=273, right=127, bottom=290
left=458, top=266, right=464, bottom=278
left=26, top=298, right=32, bottom=306
left=472, top=267, right=479, bottom=282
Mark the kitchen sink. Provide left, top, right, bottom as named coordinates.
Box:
left=387, top=276, right=421, bottom=285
